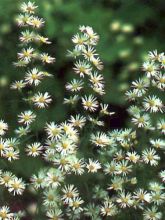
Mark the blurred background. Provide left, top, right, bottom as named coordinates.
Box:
left=0, top=0, right=164, bottom=218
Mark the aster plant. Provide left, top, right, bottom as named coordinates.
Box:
left=0, top=2, right=164, bottom=220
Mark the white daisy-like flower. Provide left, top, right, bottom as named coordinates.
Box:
left=36, top=35, right=51, bottom=44
left=150, top=139, right=165, bottom=149
left=46, top=209, right=63, bottom=220
left=20, top=1, right=38, bottom=14
left=159, top=170, right=165, bottom=182
left=19, top=30, right=34, bottom=43
left=116, top=191, right=133, bottom=208
left=73, top=60, right=92, bottom=77
left=142, top=61, right=159, bottom=78
left=69, top=197, right=84, bottom=211
left=79, top=25, right=99, bottom=45
left=18, top=110, right=36, bottom=125
left=0, top=206, right=13, bottom=220
left=0, top=171, right=15, bottom=187
left=143, top=96, right=164, bottom=113
left=8, top=177, right=25, bottom=195
left=91, top=56, right=104, bottom=70
left=0, top=120, right=8, bottom=136
left=157, top=119, right=165, bottom=134
left=26, top=142, right=43, bottom=157
left=82, top=46, right=98, bottom=61
left=142, top=148, right=160, bottom=166
left=132, top=113, right=151, bottom=128
left=143, top=206, right=162, bottom=220
left=16, top=14, right=33, bottom=27
left=100, top=103, right=115, bottom=116
left=27, top=16, right=45, bottom=28
left=40, top=53, right=55, bottom=63
left=33, top=92, right=52, bottom=108
left=70, top=157, right=85, bottom=175
left=62, top=184, right=79, bottom=204
left=133, top=188, right=151, bottom=203
left=126, top=151, right=140, bottom=163
left=86, top=159, right=101, bottom=173
left=90, top=132, right=110, bottom=147
left=10, top=80, right=26, bottom=90
left=45, top=122, right=62, bottom=140
left=56, top=137, right=76, bottom=155
left=148, top=50, right=162, bottom=61
left=152, top=72, right=165, bottom=90
left=82, top=95, right=98, bottom=112
left=25, top=68, right=44, bottom=85
left=0, top=138, right=8, bottom=156
left=4, top=148, right=19, bottom=161
left=17, top=47, right=35, bottom=62
left=45, top=169, right=64, bottom=188
left=65, top=79, right=84, bottom=92
left=68, top=115, right=86, bottom=128
left=115, top=160, right=132, bottom=176
left=72, top=34, right=88, bottom=50
left=100, top=201, right=118, bottom=216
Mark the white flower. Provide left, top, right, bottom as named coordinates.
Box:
left=157, top=119, right=165, bottom=134
left=116, top=191, right=133, bottom=208
left=152, top=72, right=165, bottom=90
left=19, top=30, right=34, bottom=43
left=70, top=157, right=85, bottom=175
left=82, top=46, right=98, bottom=61
left=89, top=72, right=104, bottom=88
left=0, top=120, right=8, bottom=136
left=73, top=60, right=92, bottom=77
left=27, top=16, right=45, bottom=28
left=17, top=47, right=35, bottom=62
left=33, top=92, right=52, bottom=108
left=100, top=201, right=118, bottom=216
left=4, top=148, right=19, bottom=161
left=8, top=177, right=25, bottom=195
left=62, top=184, right=79, bottom=204
left=56, top=137, right=76, bottom=155
left=159, top=170, right=165, bottom=182
left=126, top=151, right=140, bottom=163
left=132, top=113, right=151, bottom=128
left=82, top=95, right=98, bottom=112
left=25, top=68, right=44, bottom=85
left=45, top=169, right=64, bottom=188
left=68, top=115, right=86, bottom=128
left=72, top=34, right=88, bottom=50
left=0, top=206, right=13, bottom=220
left=142, top=148, right=160, bottom=166
left=86, top=159, right=101, bottom=173
left=143, top=96, right=164, bottom=113
left=45, top=122, right=62, bottom=139
left=69, top=197, right=84, bottom=211
left=46, top=209, right=63, bottom=220
left=133, top=189, right=151, bottom=203
left=40, top=53, right=55, bottom=63
left=65, top=79, right=84, bottom=92
left=115, top=160, right=132, bottom=176
left=10, top=80, right=26, bottom=90
left=20, top=1, right=38, bottom=14
left=90, top=132, right=110, bottom=147
left=143, top=206, right=162, bottom=220
left=26, top=142, right=43, bottom=157
left=91, top=56, right=103, bottom=70
left=142, top=61, right=159, bottom=78
left=131, top=78, right=149, bottom=96
left=0, top=138, right=8, bottom=156
left=150, top=139, right=165, bottom=149
left=18, top=110, right=36, bottom=125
